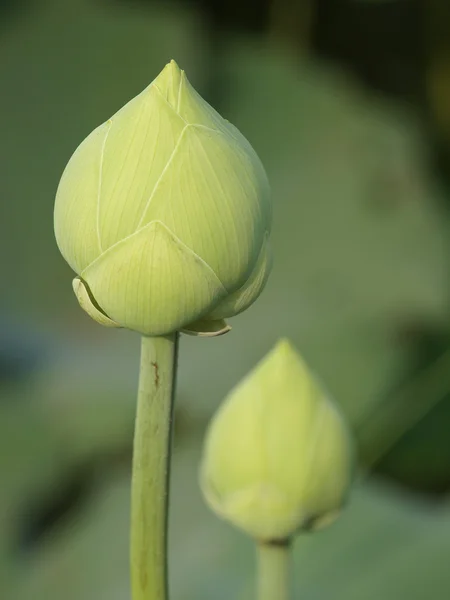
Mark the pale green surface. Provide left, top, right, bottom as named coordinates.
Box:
left=200, top=340, right=352, bottom=540
left=54, top=59, right=271, bottom=336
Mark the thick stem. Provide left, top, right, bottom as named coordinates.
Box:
left=130, top=334, right=179, bottom=600
left=257, top=540, right=292, bottom=600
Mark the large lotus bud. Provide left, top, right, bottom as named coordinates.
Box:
left=200, top=339, right=354, bottom=542
left=54, top=60, right=271, bottom=337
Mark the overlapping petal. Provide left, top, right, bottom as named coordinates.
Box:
left=72, top=277, right=120, bottom=328
left=98, top=86, right=186, bottom=250
left=80, top=221, right=227, bottom=336
left=54, top=122, right=110, bottom=273
left=208, top=232, right=271, bottom=319
left=142, top=125, right=270, bottom=290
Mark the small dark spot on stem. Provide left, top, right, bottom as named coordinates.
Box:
left=151, top=361, right=159, bottom=387
left=260, top=537, right=291, bottom=548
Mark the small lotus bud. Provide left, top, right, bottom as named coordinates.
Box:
left=54, top=60, right=271, bottom=336
left=200, top=339, right=354, bottom=542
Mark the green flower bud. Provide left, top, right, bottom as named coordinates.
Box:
left=200, top=339, right=354, bottom=542
left=54, top=61, right=271, bottom=336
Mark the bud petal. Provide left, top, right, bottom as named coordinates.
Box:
left=176, top=68, right=240, bottom=136
left=72, top=277, right=120, bottom=328
left=54, top=123, right=110, bottom=274
left=142, top=124, right=269, bottom=291
left=200, top=339, right=354, bottom=541
left=181, top=318, right=231, bottom=337
left=97, top=86, right=185, bottom=250
left=152, top=59, right=183, bottom=110
left=80, top=221, right=227, bottom=336
left=208, top=232, right=272, bottom=319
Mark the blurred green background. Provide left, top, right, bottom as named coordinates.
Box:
left=1, top=0, right=450, bottom=598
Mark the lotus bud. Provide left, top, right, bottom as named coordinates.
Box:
left=54, top=60, right=271, bottom=337
left=200, top=339, right=354, bottom=542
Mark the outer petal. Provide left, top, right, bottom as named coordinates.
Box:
left=98, top=84, right=186, bottom=250
left=181, top=319, right=231, bottom=337
left=153, top=61, right=254, bottom=149
left=80, top=221, right=227, bottom=336
left=200, top=480, right=299, bottom=542
left=207, top=233, right=272, bottom=319
left=142, top=125, right=270, bottom=291
left=177, top=70, right=236, bottom=133
left=299, top=401, right=353, bottom=525
left=54, top=122, right=110, bottom=273
left=72, top=277, right=121, bottom=328
left=176, top=68, right=272, bottom=235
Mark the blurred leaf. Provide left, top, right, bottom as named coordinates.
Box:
left=6, top=435, right=450, bottom=600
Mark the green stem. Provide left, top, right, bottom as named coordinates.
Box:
left=257, top=540, right=292, bottom=600
left=130, top=334, right=179, bottom=600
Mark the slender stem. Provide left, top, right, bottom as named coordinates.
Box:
left=257, top=540, right=292, bottom=600
left=130, top=334, right=179, bottom=600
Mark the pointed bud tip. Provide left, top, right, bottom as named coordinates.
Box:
left=273, top=337, right=297, bottom=356
left=162, top=59, right=183, bottom=76
left=266, top=337, right=305, bottom=371
left=152, top=59, right=185, bottom=110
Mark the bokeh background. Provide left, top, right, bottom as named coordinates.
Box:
left=1, top=0, right=450, bottom=598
